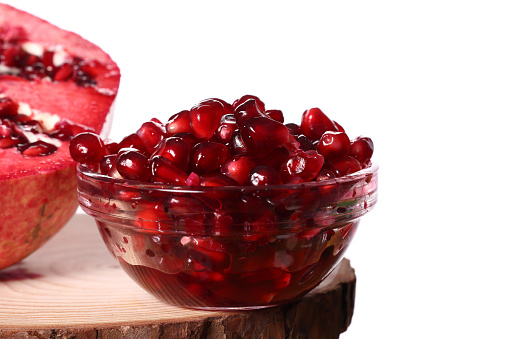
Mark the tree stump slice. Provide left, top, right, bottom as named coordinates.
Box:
left=0, top=214, right=356, bottom=339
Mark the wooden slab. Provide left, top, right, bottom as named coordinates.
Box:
left=0, top=214, right=356, bottom=338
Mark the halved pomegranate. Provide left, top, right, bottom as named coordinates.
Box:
left=0, top=4, right=120, bottom=270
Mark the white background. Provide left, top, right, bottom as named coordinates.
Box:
left=3, top=1, right=509, bottom=337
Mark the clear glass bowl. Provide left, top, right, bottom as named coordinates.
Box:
left=77, top=163, right=378, bottom=310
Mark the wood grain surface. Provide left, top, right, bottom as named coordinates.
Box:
left=0, top=214, right=356, bottom=338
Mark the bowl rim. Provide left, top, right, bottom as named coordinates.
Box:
left=77, top=162, right=378, bottom=192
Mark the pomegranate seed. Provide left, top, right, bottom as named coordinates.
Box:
left=259, top=146, right=290, bottom=169
left=186, top=172, right=200, bottom=186
left=104, top=139, right=120, bottom=154
left=172, top=132, right=199, bottom=147
left=136, top=120, right=167, bottom=153
left=300, top=107, right=338, bottom=141
left=228, top=130, right=249, bottom=156
left=220, top=155, right=258, bottom=185
left=328, top=156, right=362, bottom=177
left=0, top=97, right=19, bottom=117
left=279, top=150, right=324, bottom=182
left=285, top=123, right=301, bottom=135
left=200, top=172, right=238, bottom=187
left=350, top=136, right=374, bottom=164
left=99, top=154, right=117, bottom=174
left=151, top=137, right=190, bottom=171
left=116, top=149, right=151, bottom=181
left=150, top=155, right=188, bottom=185
left=190, top=99, right=228, bottom=139
left=240, top=117, right=292, bottom=157
left=53, top=63, right=73, bottom=81
left=189, top=142, right=230, bottom=175
left=316, top=131, right=351, bottom=161
left=333, top=121, right=345, bottom=133
left=17, top=140, right=57, bottom=156
left=295, top=134, right=315, bottom=151
left=166, top=110, right=192, bottom=135
left=233, top=95, right=266, bottom=112
left=215, top=114, right=237, bottom=143
left=265, top=109, right=284, bottom=123
left=69, top=132, right=107, bottom=164
left=234, top=98, right=266, bottom=126
left=249, top=165, right=283, bottom=186
left=163, top=196, right=206, bottom=233
left=118, top=133, right=149, bottom=156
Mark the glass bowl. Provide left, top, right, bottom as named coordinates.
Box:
left=77, top=163, right=378, bottom=310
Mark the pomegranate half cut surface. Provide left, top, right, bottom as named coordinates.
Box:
left=0, top=4, right=120, bottom=270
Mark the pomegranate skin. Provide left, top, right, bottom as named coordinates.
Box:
left=0, top=147, right=78, bottom=270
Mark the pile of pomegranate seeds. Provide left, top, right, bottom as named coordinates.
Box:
left=70, top=95, right=374, bottom=185
left=0, top=96, right=92, bottom=156
left=0, top=25, right=101, bottom=86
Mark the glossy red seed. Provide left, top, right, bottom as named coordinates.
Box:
left=249, top=165, right=283, bottom=186
left=189, top=142, right=230, bottom=175
left=136, top=120, right=167, bottom=153
left=190, top=99, right=228, bottom=140
left=117, top=133, right=149, bottom=156
left=234, top=98, right=266, bottom=126
left=172, top=132, right=199, bottom=147
left=0, top=97, right=19, bottom=117
left=69, top=132, right=107, bottom=163
left=259, top=146, right=290, bottom=169
left=240, top=117, right=292, bottom=157
left=333, top=121, right=345, bottom=133
left=285, top=123, right=301, bottom=136
left=163, top=196, right=206, bottom=234
left=265, top=109, right=284, bottom=123
left=349, top=136, right=374, bottom=164
left=220, top=155, right=258, bottom=185
left=151, top=137, right=190, bottom=171
left=232, top=94, right=266, bottom=112
left=150, top=155, right=188, bottom=185
left=316, top=131, right=351, bottom=161
left=295, top=134, right=315, bottom=151
left=99, top=154, right=117, bottom=174
left=228, top=130, right=249, bottom=156
left=329, top=156, right=362, bottom=177
left=166, top=110, right=192, bottom=135
left=215, top=114, right=237, bottom=143
left=17, top=140, right=58, bottom=156
left=300, top=107, right=338, bottom=141
left=279, top=150, right=325, bottom=182
left=116, top=150, right=151, bottom=181
left=104, top=139, right=120, bottom=154
left=53, top=63, right=73, bottom=81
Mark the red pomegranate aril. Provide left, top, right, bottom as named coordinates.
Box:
left=316, top=131, right=351, bottom=161
left=233, top=95, right=266, bottom=112
left=265, top=109, right=284, bottom=123
left=295, top=134, right=315, bottom=152
left=285, top=123, right=301, bottom=136
left=53, top=63, right=73, bottom=81
left=329, top=156, right=362, bottom=177
left=279, top=150, right=325, bottom=182
left=136, top=121, right=167, bottom=153
left=220, top=155, right=258, bottom=185
left=301, top=107, right=338, bottom=141
left=17, top=140, right=57, bottom=156
left=228, top=130, right=249, bottom=156
left=259, top=147, right=290, bottom=169
left=240, top=117, right=292, bottom=157
left=51, top=120, right=93, bottom=141
left=150, top=155, right=188, bottom=185
left=117, top=133, right=149, bottom=156
left=200, top=172, right=238, bottom=187
left=249, top=165, right=283, bottom=186
left=151, top=137, right=190, bottom=171
left=116, top=149, right=151, bottom=181
left=233, top=98, right=266, bottom=126
left=69, top=132, right=107, bottom=164
left=104, top=139, right=120, bottom=154
left=189, top=142, right=230, bottom=175
left=166, top=110, right=192, bottom=135
left=186, top=172, right=200, bottom=186
left=0, top=97, right=19, bottom=117
left=333, top=121, right=345, bottom=133
left=99, top=154, right=116, bottom=175
left=215, top=114, right=237, bottom=143
left=190, top=99, right=227, bottom=140
left=172, top=132, right=199, bottom=148
left=350, top=136, right=374, bottom=164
